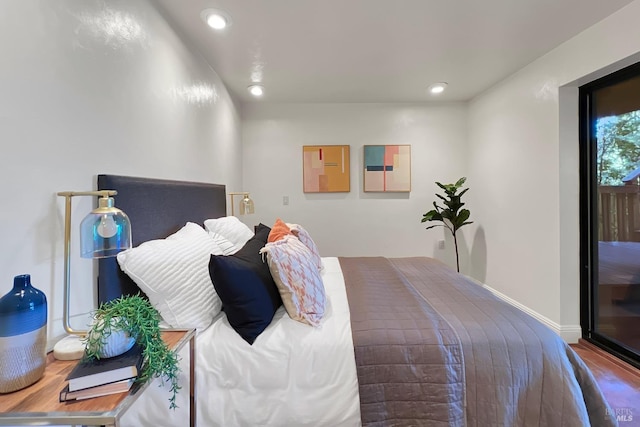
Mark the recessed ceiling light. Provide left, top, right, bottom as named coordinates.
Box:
left=428, top=82, right=448, bottom=95
left=200, top=9, right=232, bottom=30
left=248, top=84, right=264, bottom=97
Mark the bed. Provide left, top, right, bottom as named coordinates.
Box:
left=95, top=174, right=616, bottom=427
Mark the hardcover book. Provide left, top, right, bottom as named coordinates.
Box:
left=66, top=344, right=144, bottom=392
left=59, top=378, right=134, bottom=402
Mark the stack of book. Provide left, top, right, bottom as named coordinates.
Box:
left=59, top=343, right=144, bottom=402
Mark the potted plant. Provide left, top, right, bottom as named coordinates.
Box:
left=83, top=294, right=181, bottom=409
left=421, top=177, right=473, bottom=272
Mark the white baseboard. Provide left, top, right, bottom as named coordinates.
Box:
left=558, top=325, right=582, bottom=344
left=478, top=282, right=582, bottom=343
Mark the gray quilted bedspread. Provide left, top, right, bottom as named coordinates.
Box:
left=339, top=257, right=617, bottom=427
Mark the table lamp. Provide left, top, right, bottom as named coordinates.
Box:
left=228, top=192, right=255, bottom=216
left=53, top=190, right=132, bottom=360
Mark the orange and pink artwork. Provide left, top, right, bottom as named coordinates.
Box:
left=303, top=145, right=350, bottom=193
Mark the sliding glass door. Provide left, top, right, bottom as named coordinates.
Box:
left=580, top=62, right=640, bottom=367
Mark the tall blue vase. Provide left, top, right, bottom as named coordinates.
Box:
left=0, top=274, right=47, bottom=393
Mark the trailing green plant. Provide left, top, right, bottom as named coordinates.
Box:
left=83, top=294, right=181, bottom=409
left=421, top=177, right=473, bottom=272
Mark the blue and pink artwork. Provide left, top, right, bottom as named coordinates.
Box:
left=363, top=145, right=411, bottom=192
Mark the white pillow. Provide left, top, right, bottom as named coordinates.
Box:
left=116, top=222, right=222, bottom=331
left=208, top=232, right=238, bottom=256
left=204, top=216, right=254, bottom=254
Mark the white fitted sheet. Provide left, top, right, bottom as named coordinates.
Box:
left=121, top=257, right=361, bottom=427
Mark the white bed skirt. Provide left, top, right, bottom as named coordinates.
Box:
left=121, top=257, right=361, bottom=427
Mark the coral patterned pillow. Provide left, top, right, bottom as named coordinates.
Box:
left=268, top=218, right=293, bottom=243
left=286, top=223, right=322, bottom=270
left=260, top=235, right=326, bottom=326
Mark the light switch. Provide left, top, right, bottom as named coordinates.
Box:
left=283, top=196, right=289, bottom=205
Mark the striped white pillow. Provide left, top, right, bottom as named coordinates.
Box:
left=116, top=222, right=222, bottom=331
left=208, top=232, right=240, bottom=256
left=204, top=216, right=253, bottom=254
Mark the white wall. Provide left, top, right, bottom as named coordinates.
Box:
left=467, top=0, right=640, bottom=340
left=5, top=0, right=638, bottom=350
left=242, top=103, right=468, bottom=264
left=0, top=0, right=242, bottom=345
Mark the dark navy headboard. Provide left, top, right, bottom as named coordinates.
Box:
left=97, top=174, right=226, bottom=305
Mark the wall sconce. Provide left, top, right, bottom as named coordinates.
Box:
left=53, top=190, right=132, bottom=360
left=228, top=192, right=255, bottom=216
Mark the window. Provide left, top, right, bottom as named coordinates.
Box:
left=580, top=61, right=640, bottom=367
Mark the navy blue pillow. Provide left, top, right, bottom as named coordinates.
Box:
left=254, top=222, right=271, bottom=235
left=208, top=224, right=282, bottom=344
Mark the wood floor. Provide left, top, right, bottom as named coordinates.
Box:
left=571, top=339, right=640, bottom=426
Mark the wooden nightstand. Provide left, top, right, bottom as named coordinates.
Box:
left=0, top=329, right=195, bottom=427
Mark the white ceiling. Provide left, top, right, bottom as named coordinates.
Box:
left=155, top=0, right=634, bottom=104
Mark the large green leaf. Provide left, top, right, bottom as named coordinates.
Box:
left=458, top=209, right=470, bottom=223
left=454, top=177, right=467, bottom=187
left=422, top=212, right=443, bottom=222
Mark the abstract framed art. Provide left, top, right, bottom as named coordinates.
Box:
left=303, top=145, right=350, bottom=193
left=363, top=145, right=411, bottom=192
